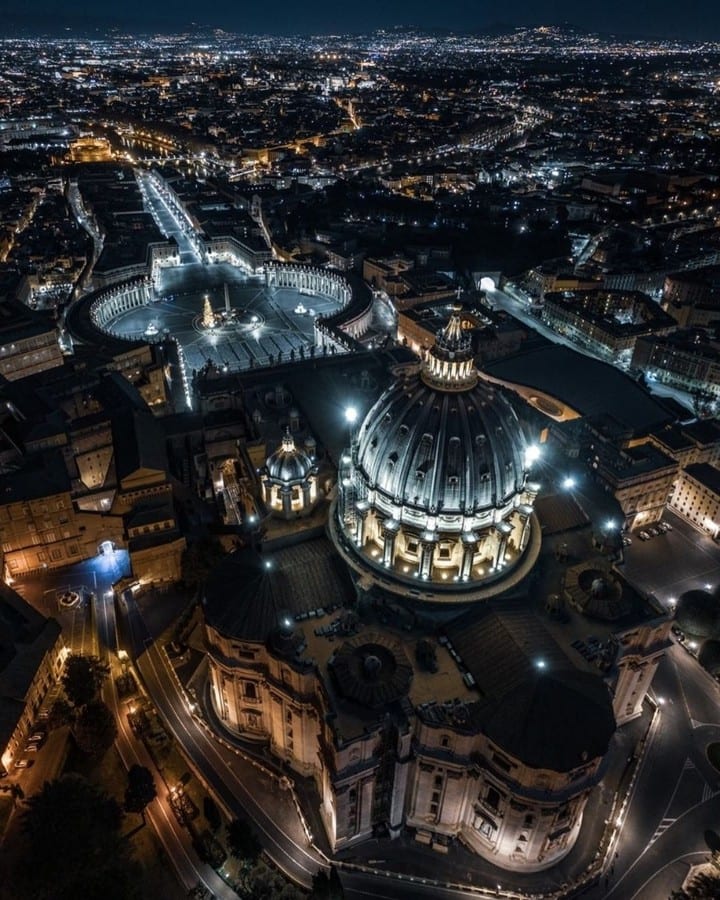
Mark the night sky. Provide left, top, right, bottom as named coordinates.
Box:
left=6, top=0, right=720, bottom=40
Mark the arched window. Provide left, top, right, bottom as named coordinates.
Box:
left=484, top=787, right=500, bottom=811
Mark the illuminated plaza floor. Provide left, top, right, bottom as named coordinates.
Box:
left=107, top=262, right=343, bottom=373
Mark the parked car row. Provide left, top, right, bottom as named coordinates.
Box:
left=9, top=724, right=47, bottom=771
left=638, top=521, right=673, bottom=541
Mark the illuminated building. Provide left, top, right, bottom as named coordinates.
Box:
left=200, top=311, right=630, bottom=872
left=333, top=306, right=540, bottom=602
left=669, top=463, right=720, bottom=539
left=0, top=581, right=64, bottom=777
left=203, top=541, right=618, bottom=872
left=260, top=430, right=320, bottom=519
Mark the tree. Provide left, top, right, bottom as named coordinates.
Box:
left=16, top=774, right=140, bottom=900
left=671, top=870, right=720, bottom=899
left=310, top=866, right=345, bottom=900
left=47, top=696, right=73, bottom=729
left=124, top=764, right=157, bottom=823
left=61, top=654, right=109, bottom=708
left=247, top=859, right=305, bottom=900
left=226, top=817, right=262, bottom=864
left=73, top=699, right=117, bottom=756
left=203, top=795, right=221, bottom=832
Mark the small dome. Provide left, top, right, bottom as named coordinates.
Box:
left=266, top=430, right=314, bottom=484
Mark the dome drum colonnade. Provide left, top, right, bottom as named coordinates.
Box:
left=337, top=307, right=540, bottom=596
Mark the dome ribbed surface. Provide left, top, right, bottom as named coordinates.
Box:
left=354, top=372, right=527, bottom=516
left=265, top=432, right=314, bottom=483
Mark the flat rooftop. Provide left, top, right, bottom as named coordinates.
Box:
left=485, top=344, right=674, bottom=434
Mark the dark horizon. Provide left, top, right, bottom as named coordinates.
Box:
left=3, top=3, right=719, bottom=42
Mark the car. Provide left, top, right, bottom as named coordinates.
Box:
left=622, top=536, right=632, bottom=547
left=28, top=732, right=45, bottom=743
left=671, top=625, right=686, bottom=641
left=14, top=759, right=33, bottom=769
left=639, top=531, right=650, bottom=541
left=663, top=522, right=673, bottom=531
left=24, top=743, right=39, bottom=753
left=647, top=526, right=660, bottom=537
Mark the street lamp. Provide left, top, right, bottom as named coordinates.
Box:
left=344, top=406, right=358, bottom=426
left=524, top=444, right=541, bottom=468
left=562, top=475, right=576, bottom=490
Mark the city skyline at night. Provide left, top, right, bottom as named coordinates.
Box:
left=3, top=5, right=720, bottom=41
left=1, top=15, right=720, bottom=900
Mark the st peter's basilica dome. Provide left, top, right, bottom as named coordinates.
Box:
left=332, top=306, right=540, bottom=601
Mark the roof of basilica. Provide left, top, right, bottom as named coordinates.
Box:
left=202, top=538, right=356, bottom=642
left=445, top=605, right=616, bottom=771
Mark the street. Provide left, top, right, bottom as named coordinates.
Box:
left=10, top=535, right=720, bottom=899
left=587, top=643, right=720, bottom=899
left=135, top=635, right=327, bottom=888
left=486, top=286, right=696, bottom=413
left=137, top=170, right=205, bottom=264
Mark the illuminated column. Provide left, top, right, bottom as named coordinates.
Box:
left=517, top=505, right=533, bottom=552
left=494, top=522, right=512, bottom=569
left=523, top=481, right=541, bottom=507
left=419, top=534, right=437, bottom=579
left=382, top=519, right=400, bottom=567
left=460, top=532, right=478, bottom=580
left=301, top=482, right=311, bottom=510
left=355, top=503, right=370, bottom=545
left=281, top=487, right=292, bottom=516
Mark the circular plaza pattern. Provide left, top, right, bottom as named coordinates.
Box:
left=93, top=262, right=346, bottom=374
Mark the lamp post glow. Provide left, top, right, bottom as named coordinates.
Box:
left=562, top=476, right=576, bottom=490
left=344, top=406, right=359, bottom=460
left=525, top=444, right=541, bottom=468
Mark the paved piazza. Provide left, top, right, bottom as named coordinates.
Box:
left=107, top=262, right=344, bottom=373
